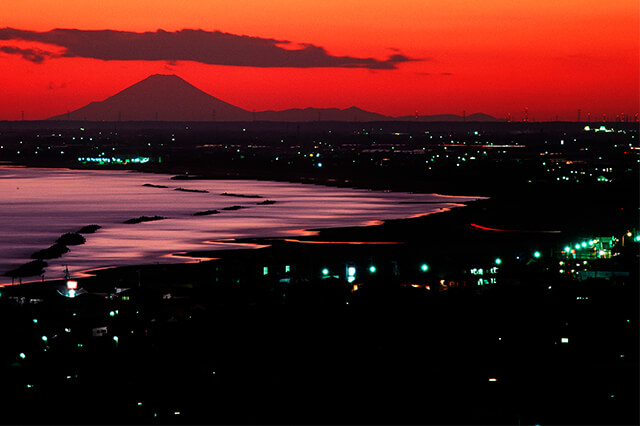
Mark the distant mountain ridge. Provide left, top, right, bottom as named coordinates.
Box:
left=49, top=74, right=500, bottom=122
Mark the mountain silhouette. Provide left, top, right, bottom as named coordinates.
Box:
left=254, top=106, right=388, bottom=122
left=49, top=74, right=252, bottom=121
left=49, top=74, right=499, bottom=122
left=396, top=112, right=500, bottom=122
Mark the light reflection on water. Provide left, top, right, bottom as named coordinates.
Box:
left=0, top=166, right=483, bottom=283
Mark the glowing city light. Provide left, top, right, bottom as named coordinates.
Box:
left=533, top=251, right=541, bottom=258
left=369, top=265, right=377, bottom=273
left=494, top=258, right=502, bottom=265
left=421, top=263, right=429, bottom=272
left=322, top=268, right=329, bottom=276
left=347, top=266, right=356, bottom=283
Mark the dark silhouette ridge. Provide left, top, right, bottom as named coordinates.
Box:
left=49, top=74, right=252, bottom=122
left=48, top=74, right=499, bottom=122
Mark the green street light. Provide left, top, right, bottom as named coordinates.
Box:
left=369, top=265, right=376, bottom=273
left=533, top=251, right=541, bottom=259
left=421, top=263, right=429, bottom=272
left=495, top=258, right=502, bottom=265
left=322, top=268, right=329, bottom=276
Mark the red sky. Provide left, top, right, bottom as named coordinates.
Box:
left=0, top=0, right=638, bottom=121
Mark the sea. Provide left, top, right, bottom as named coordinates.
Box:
left=0, top=165, right=482, bottom=284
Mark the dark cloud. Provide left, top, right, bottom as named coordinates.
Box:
left=0, top=27, right=416, bottom=69
left=0, top=45, right=52, bottom=63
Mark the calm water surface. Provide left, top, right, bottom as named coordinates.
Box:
left=0, top=166, right=482, bottom=283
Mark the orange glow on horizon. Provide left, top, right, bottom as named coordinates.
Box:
left=0, top=0, right=637, bottom=120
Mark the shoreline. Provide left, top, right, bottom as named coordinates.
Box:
left=2, top=199, right=481, bottom=291
left=0, top=163, right=486, bottom=288
left=1, top=161, right=637, bottom=292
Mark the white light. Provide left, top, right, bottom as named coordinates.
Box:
left=561, top=337, right=569, bottom=343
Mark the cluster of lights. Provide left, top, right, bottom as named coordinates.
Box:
left=77, top=156, right=150, bottom=165
left=327, top=262, right=430, bottom=283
